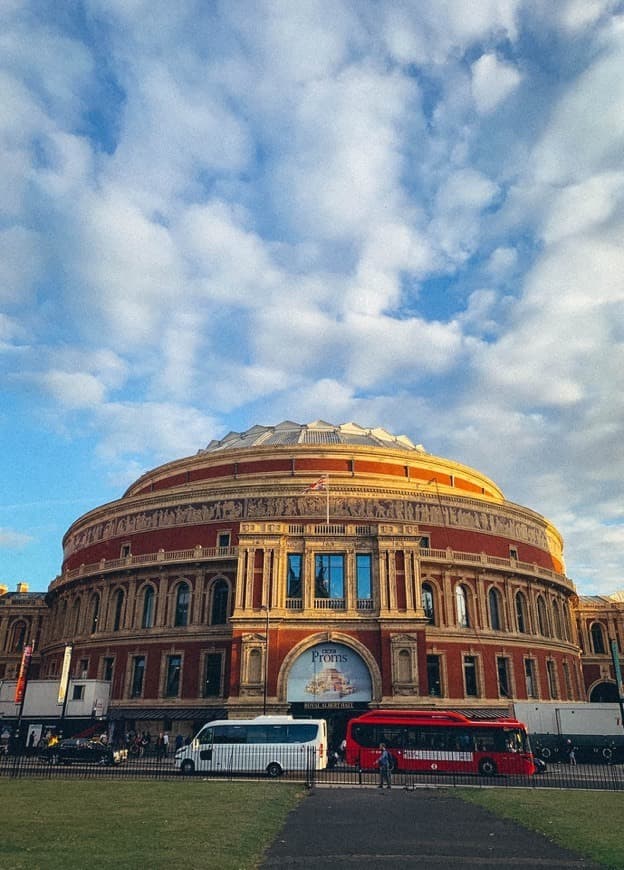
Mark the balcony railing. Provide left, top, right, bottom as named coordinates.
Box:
left=50, top=545, right=238, bottom=588
left=50, top=542, right=570, bottom=592
left=313, top=598, right=346, bottom=610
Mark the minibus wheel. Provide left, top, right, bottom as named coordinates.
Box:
left=266, top=762, right=283, bottom=778
left=180, top=759, right=195, bottom=776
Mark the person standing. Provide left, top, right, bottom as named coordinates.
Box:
left=376, top=743, right=392, bottom=789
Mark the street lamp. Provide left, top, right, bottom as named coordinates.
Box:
left=261, top=605, right=270, bottom=715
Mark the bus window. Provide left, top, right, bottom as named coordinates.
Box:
left=213, top=725, right=247, bottom=744
left=262, top=725, right=287, bottom=743
left=287, top=724, right=318, bottom=743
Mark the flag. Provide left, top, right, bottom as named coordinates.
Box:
left=304, top=475, right=327, bottom=492
left=14, top=644, right=33, bottom=704
left=57, top=643, right=73, bottom=705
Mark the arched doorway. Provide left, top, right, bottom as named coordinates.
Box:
left=589, top=681, right=619, bottom=702
left=285, top=640, right=374, bottom=753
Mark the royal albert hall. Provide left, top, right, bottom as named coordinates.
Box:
left=41, top=420, right=583, bottom=744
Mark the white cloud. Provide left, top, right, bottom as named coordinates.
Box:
left=540, top=172, right=624, bottom=244
left=94, top=401, right=220, bottom=462
left=471, top=53, right=522, bottom=114
left=381, top=0, right=521, bottom=65
left=40, top=371, right=107, bottom=409
left=532, top=34, right=624, bottom=186
left=0, top=528, right=33, bottom=549
left=0, top=227, right=43, bottom=305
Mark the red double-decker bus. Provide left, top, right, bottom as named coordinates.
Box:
left=345, top=710, right=536, bottom=776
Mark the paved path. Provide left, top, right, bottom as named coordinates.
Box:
left=261, top=786, right=601, bottom=869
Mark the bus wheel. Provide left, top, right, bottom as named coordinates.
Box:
left=602, top=747, right=613, bottom=762
left=540, top=747, right=551, bottom=760
left=180, top=759, right=195, bottom=776
left=478, top=758, right=497, bottom=776
left=266, top=762, right=283, bottom=778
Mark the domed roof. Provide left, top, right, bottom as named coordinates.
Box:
left=199, top=420, right=427, bottom=454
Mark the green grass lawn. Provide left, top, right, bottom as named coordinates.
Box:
left=0, top=780, right=304, bottom=870
left=457, top=788, right=624, bottom=869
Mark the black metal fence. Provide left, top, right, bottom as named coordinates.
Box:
left=2, top=746, right=624, bottom=791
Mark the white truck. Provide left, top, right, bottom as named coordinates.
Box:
left=512, top=702, right=624, bottom=763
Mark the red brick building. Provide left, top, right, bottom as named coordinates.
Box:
left=36, top=420, right=598, bottom=741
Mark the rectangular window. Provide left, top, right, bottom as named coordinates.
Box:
left=547, top=660, right=558, bottom=699
left=463, top=655, right=478, bottom=697
left=131, top=656, right=145, bottom=698
left=497, top=656, right=510, bottom=697
left=525, top=658, right=537, bottom=698
left=427, top=654, right=442, bottom=697
left=287, top=554, right=302, bottom=598
left=102, top=657, right=114, bottom=682
left=203, top=653, right=223, bottom=697
left=509, top=547, right=518, bottom=560
left=356, top=554, right=372, bottom=599
left=78, top=658, right=89, bottom=678
left=165, top=654, right=182, bottom=697
left=72, top=684, right=85, bottom=701
left=217, top=532, right=231, bottom=548
left=120, top=543, right=131, bottom=557
left=314, top=554, right=344, bottom=600
left=418, top=536, right=430, bottom=549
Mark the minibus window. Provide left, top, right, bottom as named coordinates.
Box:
left=198, top=728, right=213, bottom=745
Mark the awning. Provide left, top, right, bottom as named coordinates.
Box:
left=108, top=707, right=226, bottom=722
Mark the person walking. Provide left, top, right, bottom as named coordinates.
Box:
left=376, top=743, right=392, bottom=789
left=564, top=739, right=577, bottom=765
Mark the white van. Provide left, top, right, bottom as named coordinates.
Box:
left=174, top=715, right=327, bottom=777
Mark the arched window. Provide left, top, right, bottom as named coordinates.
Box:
left=72, top=599, right=82, bottom=636
left=455, top=585, right=470, bottom=628
left=249, top=648, right=262, bottom=683
left=57, top=600, right=68, bottom=638
left=591, top=622, right=606, bottom=654
left=422, top=583, right=435, bottom=624
left=537, top=596, right=549, bottom=636
left=8, top=621, right=27, bottom=652
left=142, top=586, right=155, bottom=629
left=564, top=607, right=572, bottom=642
left=210, top=580, right=229, bottom=626
left=552, top=600, right=562, bottom=639
left=113, top=589, right=124, bottom=632
left=489, top=588, right=503, bottom=631
left=398, top=649, right=412, bottom=682
left=515, top=591, right=528, bottom=633
left=90, top=594, right=100, bottom=634
left=174, top=582, right=190, bottom=627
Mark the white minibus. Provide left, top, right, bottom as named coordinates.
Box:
left=174, top=715, right=327, bottom=777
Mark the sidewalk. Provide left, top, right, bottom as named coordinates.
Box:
left=261, top=786, right=601, bottom=869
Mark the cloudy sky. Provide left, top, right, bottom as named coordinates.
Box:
left=2, top=0, right=623, bottom=595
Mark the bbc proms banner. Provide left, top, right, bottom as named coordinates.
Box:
left=287, top=642, right=372, bottom=702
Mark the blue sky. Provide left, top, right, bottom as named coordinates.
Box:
left=2, top=0, right=624, bottom=595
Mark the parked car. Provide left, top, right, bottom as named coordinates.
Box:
left=40, top=738, right=122, bottom=766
